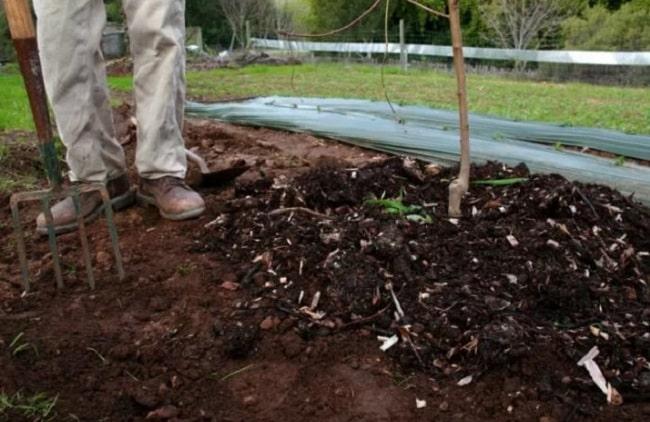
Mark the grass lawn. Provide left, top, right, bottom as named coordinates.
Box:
left=1, top=62, right=649, bottom=135
left=183, top=63, right=650, bottom=135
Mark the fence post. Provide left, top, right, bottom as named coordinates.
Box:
left=245, top=20, right=251, bottom=50
left=400, top=19, right=408, bottom=72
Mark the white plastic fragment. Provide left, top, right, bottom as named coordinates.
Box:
left=310, top=291, right=321, bottom=310
left=504, top=274, right=518, bottom=284
left=378, top=335, right=399, bottom=352
left=507, top=235, right=519, bottom=247
left=577, top=346, right=623, bottom=405
left=300, top=308, right=326, bottom=320
left=547, top=240, right=560, bottom=249
left=457, top=375, right=473, bottom=386
left=416, top=398, right=427, bottom=409
left=387, top=284, right=405, bottom=318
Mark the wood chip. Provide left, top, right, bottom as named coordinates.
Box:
left=507, top=235, right=519, bottom=247
left=457, top=375, right=473, bottom=386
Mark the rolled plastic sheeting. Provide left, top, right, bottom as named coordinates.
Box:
left=186, top=97, right=650, bottom=204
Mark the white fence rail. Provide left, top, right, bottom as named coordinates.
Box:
left=251, top=38, right=650, bottom=66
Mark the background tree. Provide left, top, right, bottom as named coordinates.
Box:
left=186, top=0, right=232, bottom=49
left=479, top=0, right=584, bottom=50
left=306, top=0, right=486, bottom=45
left=563, top=0, right=650, bottom=51
left=274, top=0, right=311, bottom=33
left=218, top=0, right=278, bottom=49
left=0, top=3, right=13, bottom=62
left=104, top=0, right=124, bottom=24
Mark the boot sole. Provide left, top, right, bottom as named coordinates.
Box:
left=36, top=189, right=136, bottom=236
left=136, top=192, right=206, bottom=221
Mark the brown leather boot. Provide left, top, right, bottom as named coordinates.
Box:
left=36, top=174, right=135, bottom=236
left=137, top=177, right=205, bottom=220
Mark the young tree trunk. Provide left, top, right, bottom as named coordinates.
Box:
left=447, top=0, right=470, bottom=218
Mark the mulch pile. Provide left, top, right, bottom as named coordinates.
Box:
left=199, top=157, right=650, bottom=412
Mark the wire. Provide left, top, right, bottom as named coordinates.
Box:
left=405, top=0, right=449, bottom=19
left=275, top=0, right=450, bottom=119
left=278, top=0, right=384, bottom=39
left=380, top=0, right=398, bottom=115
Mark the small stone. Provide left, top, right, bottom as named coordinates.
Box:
left=132, top=389, right=160, bottom=409
left=439, top=401, right=449, bottom=411
left=220, top=281, right=240, bottom=291
left=561, top=376, right=572, bottom=385
left=158, top=383, right=170, bottom=397
left=260, top=316, right=280, bottom=331
left=96, top=251, right=112, bottom=268
left=146, top=405, right=179, bottom=420
left=623, top=286, right=638, bottom=301
left=424, top=164, right=442, bottom=177
left=280, top=333, right=304, bottom=358
left=242, top=395, right=257, bottom=406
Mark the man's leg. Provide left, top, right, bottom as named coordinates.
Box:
left=33, top=0, right=127, bottom=182
left=33, top=0, right=132, bottom=235
left=124, top=0, right=205, bottom=220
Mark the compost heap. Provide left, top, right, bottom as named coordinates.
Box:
left=197, top=157, right=650, bottom=411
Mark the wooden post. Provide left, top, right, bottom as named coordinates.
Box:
left=399, top=19, right=408, bottom=72
left=245, top=20, right=251, bottom=50
left=447, top=0, right=470, bottom=217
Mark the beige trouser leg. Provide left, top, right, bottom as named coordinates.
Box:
left=124, top=0, right=187, bottom=180
left=33, top=0, right=187, bottom=182
left=33, top=0, right=126, bottom=182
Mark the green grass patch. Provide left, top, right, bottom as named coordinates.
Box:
left=0, top=391, right=58, bottom=420
left=0, top=173, right=39, bottom=194
left=0, top=133, right=40, bottom=194
left=0, top=74, right=35, bottom=132
left=186, top=63, right=650, bottom=135
left=1, top=62, right=649, bottom=135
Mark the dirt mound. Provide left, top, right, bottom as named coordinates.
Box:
left=2, top=117, right=649, bottom=420
left=199, top=158, right=650, bottom=415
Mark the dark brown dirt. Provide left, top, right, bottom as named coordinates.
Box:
left=1, top=109, right=649, bottom=421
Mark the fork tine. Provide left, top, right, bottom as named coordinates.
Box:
left=10, top=196, right=31, bottom=292
left=98, top=186, right=125, bottom=281
left=41, top=195, right=64, bottom=289
left=72, top=188, right=95, bottom=290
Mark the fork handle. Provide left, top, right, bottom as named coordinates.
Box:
left=3, top=0, right=61, bottom=187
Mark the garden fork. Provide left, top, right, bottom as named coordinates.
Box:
left=4, top=0, right=124, bottom=291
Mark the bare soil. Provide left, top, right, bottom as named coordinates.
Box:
left=1, top=107, right=649, bottom=421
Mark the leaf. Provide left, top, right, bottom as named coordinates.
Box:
left=472, top=178, right=528, bottom=187
left=406, top=214, right=433, bottom=224
left=365, top=198, right=412, bottom=214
